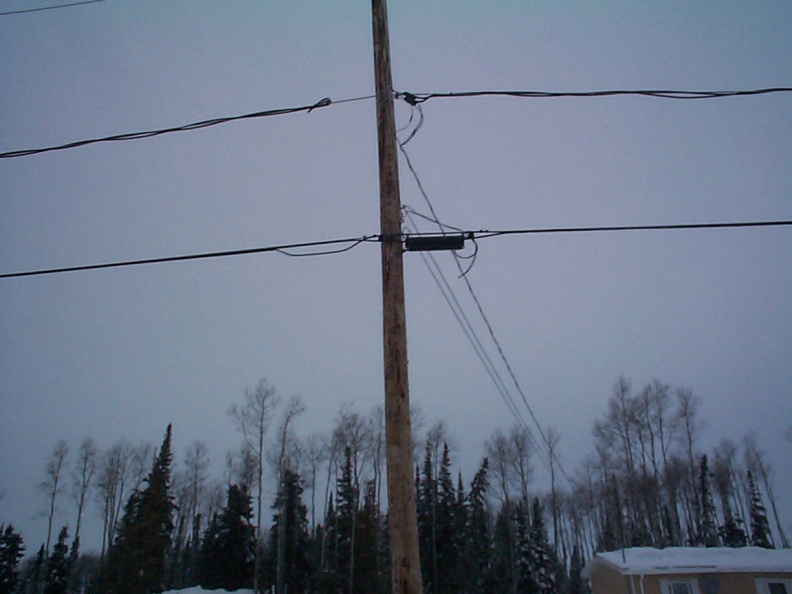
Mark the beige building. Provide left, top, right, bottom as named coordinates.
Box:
left=582, top=546, right=792, bottom=594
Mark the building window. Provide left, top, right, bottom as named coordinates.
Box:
left=660, top=578, right=702, bottom=594
left=755, top=579, right=792, bottom=594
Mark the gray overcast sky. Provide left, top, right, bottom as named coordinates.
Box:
left=1, top=1, right=791, bottom=554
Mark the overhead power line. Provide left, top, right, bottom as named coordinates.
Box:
left=0, top=0, right=105, bottom=16
left=3, top=220, right=790, bottom=280
left=3, top=86, right=788, bottom=159
left=0, top=95, right=374, bottom=159
left=394, top=219, right=792, bottom=243
left=0, top=235, right=378, bottom=279
left=394, top=97, right=791, bottom=486
left=404, top=215, right=534, bottom=442
left=463, top=220, right=792, bottom=240
left=396, top=87, right=792, bottom=105
left=396, top=108, right=573, bottom=482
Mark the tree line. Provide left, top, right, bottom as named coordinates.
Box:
left=1, top=376, right=789, bottom=594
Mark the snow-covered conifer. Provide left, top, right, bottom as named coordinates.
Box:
left=748, top=470, right=773, bottom=548
left=0, top=524, right=25, bottom=594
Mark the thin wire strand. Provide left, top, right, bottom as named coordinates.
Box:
left=401, top=159, right=556, bottom=475
left=398, top=115, right=444, bottom=237
left=276, top=238, right=369, bottom=257
left=398, top=103, right=424, bottom=146
left=398, top=123, right=572, bottom=483
left=4, top=86, right=786, bottom=158
left=395, top=219, right=792, bottom=240
left=0, top=235, right=378, bottom=279
left=396, top=105, right=417, bottom=135
left=403, top=215, right=792, bottom=483
left=420, top=246, right=534, bottom=440
left=455, top=257, right=567, bottom=481
left=9, top=220, right=786, bottom=279
left=397, top=87, right=792, bottom=104
left=455, top=236, right=478, bottom=276
left=0, top=95, right=374, bottom=159
left=402, top=205, right=464, bottom=233
left=405, top=217, right=508, bottom=399
left=329, top=94, right=376, bottom=105
left=472, top=220, right=792, bottom=238
left=404, top=216, right=532, bottom=437
left=0, top=0, right=105, bottom=16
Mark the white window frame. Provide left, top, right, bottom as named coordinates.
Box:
left=659, top=578, right=702, bottom=594
left=755, top=578, right=792, bottom=594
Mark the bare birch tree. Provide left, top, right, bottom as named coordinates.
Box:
left=184, top=440, right=210, bottom=553
left=272, top=395, right=305, bottom=594
left=486, top=428, right=513, bottom=505
left=546, top=427, right=561, bottom=550
left=71, top=437, right=97, bottom=552
left=229, top=377, right=280, bottom=594
left=676, top=387, right=703, bottom=538
left=509, top=424, right=533, bottom=505
left=319, top=429, right=342, bottom=570
left=40, top=439, right=69, bottom=554
left=333, top=404, right=374, bottom=594
left=129, top=441, right=155, bottom=493
left=302, top=433, right=328, bottom=536
left=368, top=406, right=386, bottom=511
left=96, top=440, right=128, bottom=559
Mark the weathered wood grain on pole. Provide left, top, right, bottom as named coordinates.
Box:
left=371, top=0, right=423, bottom=592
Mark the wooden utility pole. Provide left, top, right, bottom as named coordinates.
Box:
left=371, top=1, right=423, bottom=593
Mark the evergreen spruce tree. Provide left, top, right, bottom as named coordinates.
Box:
left=354, top=480, right=381, bottom=594
left=417, top=443, right=436, bottom=592
left=718, top=494, right=747, bottom=548
left=323, top=494, right=338, bottom=573
left=68, top=552, right=100, bottom=594
left=515, top=501, right=532, bottom=594
left=26, top=544, right=46, bottom=594
left=0, top=524, right=25, bottom=594
left=67, top=533, right=82, bottom=594
left=198, top=512, right=221, bottom=589
left=335, top=446, right=359, bottom=592
left=747, top=470, right=774, bottom=548
left=199, top=483, right=255, bottom=590
left=527, top=497, right=560, bottom=594
left=567, top=543, right=585, bottom=594
left=99, top=492, right=141, bottom=592
left=99, top=424, right=175, bottom=594
left=377, top=511, right=391, bottom=594
left=267, top=468, right=311, bottom=594
left=449, top=472, right=468, bottom=593
left=455, top=471, right=467, bottom=533
left=597, top=478, right=619, bottom=552
left=464, top=458, right=490, bottom=594
left=43, top=526, right=71, bottom=594
left=488, top=502, right=515, bottom=594
left=310, top=495, right=344, bottom=592
left=661, top=504, right=677, bottom=548
left=697, top=455, right=720, bottom=547
left=435, top=444, right=459, bottom=594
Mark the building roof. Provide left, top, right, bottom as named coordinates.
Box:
left=583, top=547, right=792, bottom=578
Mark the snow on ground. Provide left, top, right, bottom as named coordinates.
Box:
left=588, top=547, right=792, bottom=575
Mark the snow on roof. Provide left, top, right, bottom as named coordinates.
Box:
left=583, top=547, right=792, bottom=578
